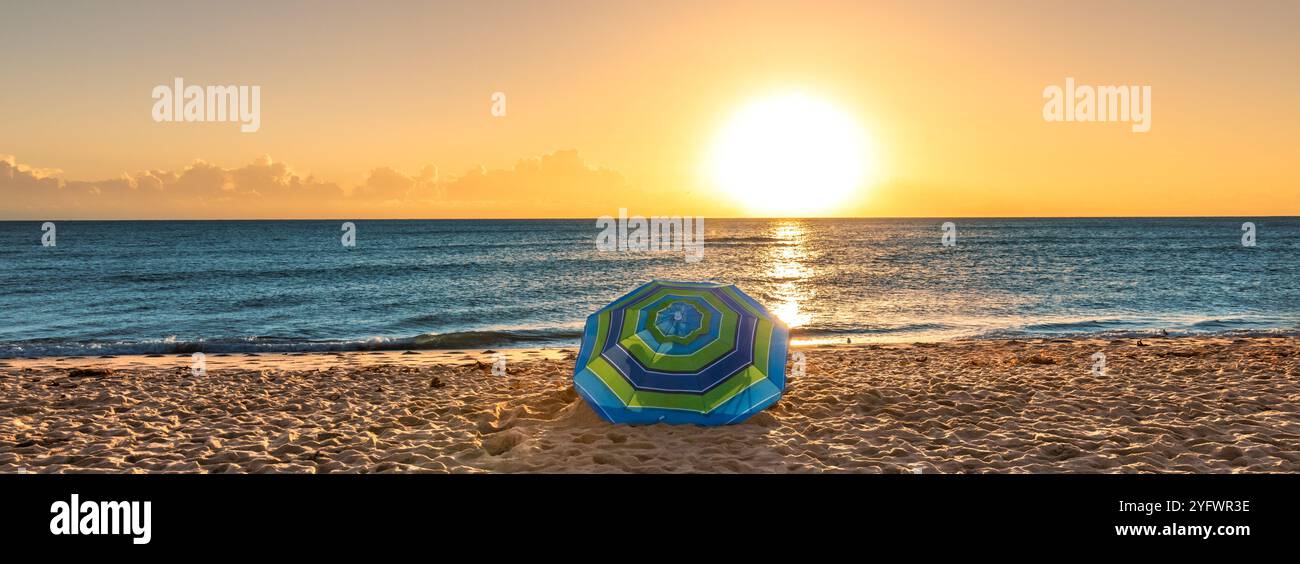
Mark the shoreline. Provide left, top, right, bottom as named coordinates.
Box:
left=2, top=336, right=1297, bottom=473
left=1, top=332, right=1294, bottom=366
left=4, top=326, right=1298, bottom=361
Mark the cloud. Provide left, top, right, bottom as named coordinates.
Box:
left=435, top=150, right=635, bottom=215
left=1, top=154, right=345, bottom=218
left=0, top=150, right=642, bottom=219
left=350, top=165, right=439, bottom=205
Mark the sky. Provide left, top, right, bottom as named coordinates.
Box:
left=2, top=0, right=1297, bottom=219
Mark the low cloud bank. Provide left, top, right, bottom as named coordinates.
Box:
left=1, top=150, right=638, bottom=219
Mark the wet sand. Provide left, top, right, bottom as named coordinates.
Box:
left=1, top=337, right=1297, bottom=473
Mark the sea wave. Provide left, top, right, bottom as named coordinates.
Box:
left=970, top=317, right=1300, bottom=340
left=792, top=322, right=956, bottom=336
left=0, top=328, right=584, bottom=359
left=790, top=317, right=1300, bottom=344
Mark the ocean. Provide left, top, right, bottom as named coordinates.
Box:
left=1, top=218, right=1297, bottom=358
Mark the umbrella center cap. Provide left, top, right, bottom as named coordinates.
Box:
left=654, top=301, right=706, bottom=341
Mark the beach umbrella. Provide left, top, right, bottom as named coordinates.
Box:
left=573, top=280, right=790, bottom=425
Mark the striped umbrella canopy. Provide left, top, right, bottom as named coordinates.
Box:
left=573, top=280, right=790, bottom=425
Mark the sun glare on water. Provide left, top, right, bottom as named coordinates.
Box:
left=709, top=93, right=876, bottom=216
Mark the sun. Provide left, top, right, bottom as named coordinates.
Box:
left=708, top=93, right=876, bottom=216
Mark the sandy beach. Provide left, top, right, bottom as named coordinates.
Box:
left=2, top=337, right=1297, bottom=473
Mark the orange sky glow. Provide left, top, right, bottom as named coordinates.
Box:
left=2, top=1, right=1297, bottom=219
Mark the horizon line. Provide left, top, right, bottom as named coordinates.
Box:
left=3, top=214, right=1298, bottom=222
